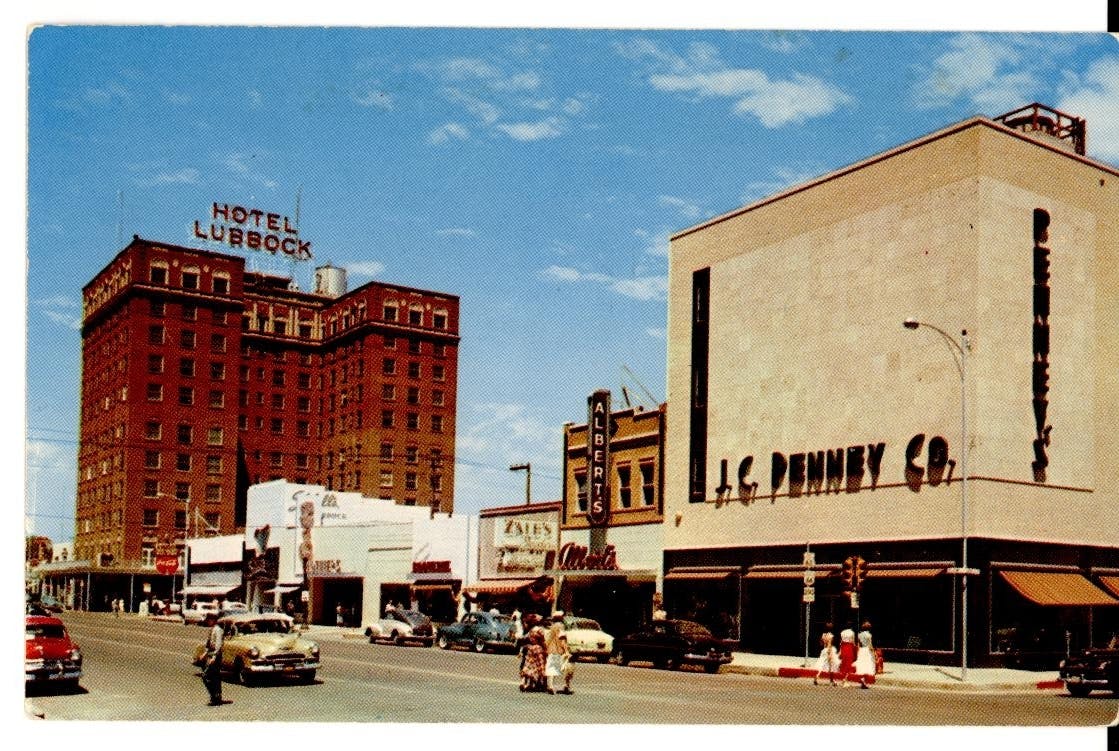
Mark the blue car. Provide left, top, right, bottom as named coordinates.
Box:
left=436, top=612, right=518, bottom=653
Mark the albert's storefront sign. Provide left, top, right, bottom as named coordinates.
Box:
left=710, top=431, right=959, bottom=505
left=547, top=542, right=619, bottom=571
left=194, top=202, right=312, bottom=260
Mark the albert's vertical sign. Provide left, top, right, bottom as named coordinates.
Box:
left=586, top=390, right=611, bottom=526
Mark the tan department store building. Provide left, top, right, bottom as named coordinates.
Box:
left=663, top=105, right=1119, bottom=667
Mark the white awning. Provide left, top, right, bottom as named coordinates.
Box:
left=263, top=585, right=300, bottom=595
left=181, top=584, right=237, bottom=597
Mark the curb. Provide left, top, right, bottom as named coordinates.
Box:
left=721, top=663, right=1064, bottom=692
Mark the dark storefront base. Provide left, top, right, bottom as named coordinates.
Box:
left=553, top=575, right=655, bottom=639
left=665, top=538, right=1119, bottom=667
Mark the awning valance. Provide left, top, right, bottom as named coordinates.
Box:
left=664, top=566, right=740, bottom=581
left=263, top=585, right=300, bottom=596
left=865, top=567, right=945, bottom=578
left=998, top=571, right=1119, bottom=606
left=1098, top=576, right=1119, bottom=599
left=464, top=578, right=542, bottom=595
left=181, top=584, right=238, bottom=597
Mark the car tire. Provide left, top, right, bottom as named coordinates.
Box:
left=437, top=634, right=450, bottom=649
left=704, top=663, right=720, bottom=674
left=301, top=670, right=316, bottom=684
left=1066, top=683, right=1091, bottom=698
left=596, top=655, right=609, bottom=663
left=473, top=638, right=486, bottom=653
left=236, top=660, right=253, bottom=686
left=392, top=631, right=405, bottom=646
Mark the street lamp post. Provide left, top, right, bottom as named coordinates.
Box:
left=903, top=317, right=970, bottom=681
left=509, top=463, right=532, bottom=505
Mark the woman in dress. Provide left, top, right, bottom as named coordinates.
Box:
left=544, top=620, right=574, bottom=695
left=519, top=627, right=547, bottom=692
left=837, top=628, right=858, bottom=687
left=853, top=621, right=875, bottom=688
left=814, top=630, right=839, bottom=685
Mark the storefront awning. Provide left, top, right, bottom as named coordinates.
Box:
left=552, top=570, right=657, bottom=583
left=464, top=579, right=542, bottom=595
left=181, top=584, right=238, bottom=597
left=1098, top=576, right=1119, bottom=599
left=263, top=585, right=300, bottom=596
left=865, top=567, right=945, bottom=578
left=998, top=571, right=1119, bottom=606
left=664, top=566, right=740, bottom=580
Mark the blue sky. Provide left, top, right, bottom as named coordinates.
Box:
left=23, top=25, right=1119, bottom=544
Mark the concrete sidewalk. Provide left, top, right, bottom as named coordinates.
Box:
left=723, top=651, right=1066, bottom=692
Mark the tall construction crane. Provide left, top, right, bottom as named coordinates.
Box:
left=620, top=364, right=660, bottom=410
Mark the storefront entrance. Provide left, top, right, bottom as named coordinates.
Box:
left=314, top=576, right=363, bottom=627
left=554, top=574, right=655, bottom=639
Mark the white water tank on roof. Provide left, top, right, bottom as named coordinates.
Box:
left=314, top=264, right=347, bottom=297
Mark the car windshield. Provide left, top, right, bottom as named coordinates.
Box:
left=673, top=621, right=714, bottom=639
left=396, top=610, right=426, bottom=625
left=238, top=619, right=291, bottom=635
left=27, top=624, right=66, bottom=639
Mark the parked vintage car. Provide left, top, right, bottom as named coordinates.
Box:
left=26, top=615, right=82, bottom=688
left=436, top=611, right=518, bottom=653
left=613, top=619, right=733, bottom=673
left=191, top=612, right=319, bottom=685
left=1059, top=635, right=1119, bottom=697
left=561, top=616, right=614, bottom=662
left=365, top=608, right=435, bottom=647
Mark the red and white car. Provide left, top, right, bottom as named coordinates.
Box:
left=25, top=615, right=83, bottom=688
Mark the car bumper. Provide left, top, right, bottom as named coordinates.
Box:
left=1059, top=672, right=1109, bottom=689
left=571, top=647, right=613, bottom=659
left=247, top=659, right=320, bottom=674
left=26, top=662, right=82, bottom=683
left=682, top=651, right=732, bottom=666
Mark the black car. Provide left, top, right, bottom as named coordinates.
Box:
left=1058, top=635, right=1119, bottom=697
left=613, top=619, right=733, bottom=673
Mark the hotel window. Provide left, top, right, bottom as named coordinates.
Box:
left=206, top=455, right=222, bottom=475
left=383, top=358, right=396, bottom=375
left=145, top=422, right=162, bottom=440
left=406, top=412, right=419, bottom=430
left=207, top=427, right=223, bottom=445
left=213, top=274, right=229, bottom=294
left=272, top=369, right=285, bottom=386
left=433, top=342, right=447, bottom=358
left=408, top=307, right=423, bottom=325
left=432, top=390, right=445, bottom=407
left=640, top=462, right=656, bottom=506
left=210, top=362, right=225, bottom=380
left=382, top=410, right=394, bottom=428
left=148, top=354, right=164, bottom=374
left=407, top=386, right=420, bottom=405
left=240, top=365, right=250, bottom=382
left=182, top=303, right=198, bottom=321
left=205, top=484, right=221, bottom=502
left=271, top=418, right=284, bottom=435
left=177, top=424, right=192, bottom=444
left=146, top=383, right=163, bottom=402
left=408, top=338, right=422, bottom=355
left=203, top=512, right=220, bottom=531
left=175, top=481, right=191, bottom=501
left=273, top=319, right=286, bottom=335
left=432, top=365, right=445, bottom=382
left=433, top=311, right=447, bottom=330
left=408, top=362, right=421, bottom=379
left=380, top=443, right=393, bottom=462
left=212, top=309, right=227, bottom=325
left=272, top=393, right=284, bottom=410
left=295, top=454, right=309, bottom=470
left=174, top=508, right=187, bottom=529
left=405, top=446, right=418, bottom=464
left=178, top=386, right=194, bottom=405
left=383, top=304, right=398, bottom=322
left=617, top=464, right=632, bottom=508
left=256, top=392, right=265, bottom=405
left=384, top=335, right=396, bottom=349
left=238, top=390, right=248, bottom=408
left=405, top=472, right=418, bottom=491
left=380, top=471, right=393, bottom=488
left=238, top=415, right=248, bottom=430
left=431, top=475, right=443, bottom=492
left=209, top=390, right=224, bottom=409
left=148, top=325, right=165, bottom=344
left=149, top=263, right=168, bottom=285
left=143, top=508, right=158, bottom=527
left=141, top=546, right=155, bottom=567
left=431, top=415, right=444, bottom=433
left=211, top=334, right=226, bottom=353
left=382, top=384, right=396, bottom=401
left=270, top=452, right=283, bottom=467
left=179, top=357, right=195, bottom=377
left=297, top=420, right=310, bottom=437
left=150, top=300, right=165, bottom=317
left=575, top=470, right=588, bottom=512
left=144, top=450, right=160, bottom=469
left=181, top=269, right=199, bottom=290
left=181, top=329, right=196, bottom=349
left=176, top=453, right=191, bottom=471
left=298, top=372, right=311, bottom=389
left=298, top=396, right=311, bottom=412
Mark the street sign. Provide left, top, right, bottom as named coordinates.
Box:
left=803, top=586, right=815, bottom=603
left=849, top=590, right=859, bottom=609
left=803, top=569, right=816, bottom=586
left=803, top=551, right=815, bottom=568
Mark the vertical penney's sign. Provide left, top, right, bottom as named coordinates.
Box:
left=586, top=389, right=611, bottom=526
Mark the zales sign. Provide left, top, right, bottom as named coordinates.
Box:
left=194, top=202, right=312, bottom=260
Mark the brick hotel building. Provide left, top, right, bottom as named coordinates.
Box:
left=75, top=236, right=459, bottom=572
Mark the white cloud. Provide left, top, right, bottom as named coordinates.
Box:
left=1058, top=56, right=1119, bottom=162
left=740, top=165, right=821, bottom=204
left=444, top=88, right=502, bottom=125
left=435, top=227, right=477, bottom=238
left=428, top=122, right=470, bottom=145
left=658, top=194, right=703, bottom=219
left=346, top=260, right=386, bottom=277
left=222, top=152, right=277, bottom=189
left=622, top=37, right=850, bottom=128
left=43, top=310, right=82, bottom=330
left=633, top=228, right=671, bottom=257
left=352, top=86, right=394, bottom=110
left=760, top=31, right=810, bottom=54
left=645, top=327, right=666, bottom=340
left=34, top=295, right=78, bottom=309
left=496, top=117, right=564, bottom=141
left=916, top=33, right=1039, bottom=110
left=542, top=265, right=667, bottom=301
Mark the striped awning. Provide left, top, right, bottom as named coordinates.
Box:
left=664, top=566, right=740, bottom=581
left=1096, top=576, right=1119, bottom=599
left=181, top=584, right=238, bottom=597
left=864, top=567, right=945, bottom=578
left=463, top=579, right=540, bottom=595
left=998, top=571, right=1119, bottom=606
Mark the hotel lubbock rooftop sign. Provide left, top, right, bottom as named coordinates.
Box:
left=194, top=202, right=313, bottom=260
left=586, top=389, right=612, bottom=526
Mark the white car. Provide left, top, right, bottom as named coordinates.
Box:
left=563, top=617, right=614, bottom=662
left=182, top=601, right=220, bottom=625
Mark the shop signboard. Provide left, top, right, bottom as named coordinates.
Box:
left=803, top=586, right=815, bottom=603
left=586, top=389, right=612, bottom=527
left=155, top=555, right=179, bottom=575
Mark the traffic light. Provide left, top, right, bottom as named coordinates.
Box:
left=854, top=556, right=868, bottom=590
left=841, top=556, right=856, bottom=590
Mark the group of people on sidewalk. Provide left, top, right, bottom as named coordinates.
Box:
left=518, top=611, right=574, bottom=695
left=814, top=621, right=883, bottom=688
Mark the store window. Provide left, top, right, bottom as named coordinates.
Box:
left=617, top=464, right=632, bottom=508
left=640, top=462, right=656, bottom=506
left=575, top=470, right=588, bottom=512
